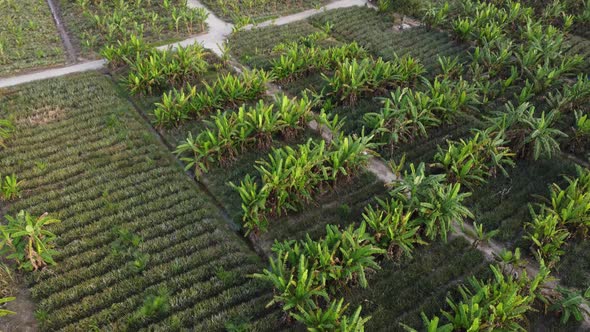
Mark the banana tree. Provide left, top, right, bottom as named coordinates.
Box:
left=417, top=183, right=474, bottom=242
left=525, top=212, right=570, bottom=268
left=0, top=211, right=61, bottom=271
left=364, top=88, right=439, bottom=155
left=432, top=129, right=515, bottom=187
left=292, top=299, right=370, bottom=332
left=363, top=197, right=425, bottom=259
left=252, top=252, right=328, bottom=313
left=488, top=102, right=566, bottom=160
left=1, top=173, right=21, bottom=200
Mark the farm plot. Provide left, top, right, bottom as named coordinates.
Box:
left=309, top=7, right=471, bottom=73
left=230, top=20, right=338, bottom=68
left=200, top=0, right=329, bottom=25
left=224, top=4, right=590, bottom=330
left=0, top=0, right=65, bottom=76
left=0, top=72, right=279, bottom=331
left=58, top=0, right=208, bottom=58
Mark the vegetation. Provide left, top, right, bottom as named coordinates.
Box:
left=0, top=0, right=65, bottom=75
left=526, top=167, right=590, bottom=267
left=0, top=296, right=16, bottom=317
left=0, top=211, right=60, bottom=271
left=176, top=95, right=313, bottom=177
left=154, top=69, right=273, bottom=127
left=0, top=73, right=277, bottom=330
left=432, top=129, right=515, bottom=188
left=3, top=0, right=590, bottom=330
left=0, top=118, right=15, bottom=148
left=408, top=263, right=551, bottom=331
left=199, top=0, right=329, bottom=24
left=231, top=134, right=375, bottom=234
left=60, top=0, right=208, bottom=55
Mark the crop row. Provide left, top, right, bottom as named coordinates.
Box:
left=229, top=20, right=330, bottom=67
left=0, top=72, right=274, bottom=330
left=60, top=0, right=207, bottom=56
left=0, top=0, right=65, bottom=75
left=309, top=7, right=470, bottom=73
left=200, top=0, right=329, bottom=24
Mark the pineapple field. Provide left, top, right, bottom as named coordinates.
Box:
left=1, top=0, right=590, bottom=331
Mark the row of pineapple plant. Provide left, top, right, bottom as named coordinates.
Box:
left=0, top=116, right=60, bottom=319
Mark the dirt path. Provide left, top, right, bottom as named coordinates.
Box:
left=45, top=0, right=76, bottom=64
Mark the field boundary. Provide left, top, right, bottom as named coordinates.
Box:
left=45, top=0, right=77, bottom=64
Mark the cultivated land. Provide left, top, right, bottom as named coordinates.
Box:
left=0, top=0, right=65, bottom=76
left=58, top=0, right=209, bottom=58
left=199, top=0, right=331, bottom=24
left=0, top=73, right=277, bottom=330
left=1, top=0, right=590, bottom=331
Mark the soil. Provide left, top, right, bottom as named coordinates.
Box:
left=0, top=264, right=37, bottom=332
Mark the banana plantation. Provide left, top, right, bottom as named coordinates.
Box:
left=1, top=0, right=590, bottom=331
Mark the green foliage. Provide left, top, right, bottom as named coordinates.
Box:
left=100, top=34, right=149, bottom=69
left=127, top=287, right=170, bottom=327
left=1, top=173, right=21, bottom=200
left=73, top=0, right=208, bottom=51
left=292, top=299, right=370, bottom=332
left=470, top=222, right=500, bottom=249
left=488, top=102, right=567, bottom=160
left=571, top=110, right=590, bottom=152
left=432, top=129, right=515, bottom=188
left=364, top=88, right=439, bottom=154
left=545, top=167, right=590, bottom=234
left=0, top=0, right=65, bottom=75
left=176, top=95, right=312, bottom=178
left=254, top=222, right=380, bottom=329
left=0, top=296, right=15, bottom=317
left=362, top=198, right=426, bottom=259
left=322, top=56, right=425, bottom=106
left=414, top=264, right=551, bottom=331
left=271, top=41, right=367, bottom=82
left=549, top=286, right=590, bottom=324
left=0, top=211, right=60, bottom=271
left=124, top=44, right=208, bottom=95
left=154, top=68, right=273, bottom=127
left=525, top=213, right=570, bottom=267
left=232, top=134, right=375, bottom=234
left=0, top=118, right=14, bottom=148
left=257, top=252, right=328, bottom=311
left=390, top=163, right=473, bottom=242
left=523, top=166, right=590, bottom=266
